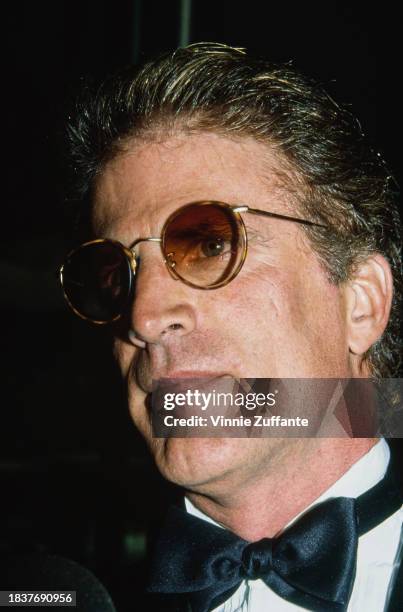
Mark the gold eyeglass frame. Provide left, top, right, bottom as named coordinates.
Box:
left=59, top=200, right=327, bottom=324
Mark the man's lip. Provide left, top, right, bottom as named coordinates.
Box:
left=157, top=371, right=231, bottom=379
left=134, top=365, right=232, bottom=394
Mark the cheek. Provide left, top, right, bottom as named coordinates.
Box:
left=215, top=264, right=348, bottom=375
left=295, top=277, right=346, bottom=338
left=277, top=279, right=348, bottom=372
left=113, top=338, right=137, bottom=377
left=218, top=267, right=296, bottom=331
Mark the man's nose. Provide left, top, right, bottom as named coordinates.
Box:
left=128, top=248, right=197, bottom=344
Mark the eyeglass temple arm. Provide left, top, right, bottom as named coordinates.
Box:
left=233, top=205, right=327, bottom=228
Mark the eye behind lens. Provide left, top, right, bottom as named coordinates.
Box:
left=201, top=237, right=225, bottom=257
left=162, top=202, right=247, bottom=289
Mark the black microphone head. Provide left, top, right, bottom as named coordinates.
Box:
left=1, top=553, right=116, bottom=612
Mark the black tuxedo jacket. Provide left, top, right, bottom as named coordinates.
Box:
left=144, top=440, right=403, bottom=612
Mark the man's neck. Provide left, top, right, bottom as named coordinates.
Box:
left=186, top=438, right=379, bottom=541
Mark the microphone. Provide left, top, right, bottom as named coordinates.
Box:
left=1, top=553, right=117, bottom=611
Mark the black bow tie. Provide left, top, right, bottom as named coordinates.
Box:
left=147, top=446, right=402, bottom=612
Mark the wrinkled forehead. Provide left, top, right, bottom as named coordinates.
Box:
left=91, top=132, right=301, bottom=239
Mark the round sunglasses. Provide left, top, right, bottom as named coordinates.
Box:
left=59, top=201, right=326, bottom=324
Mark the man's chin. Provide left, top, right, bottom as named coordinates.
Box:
left=149, top=436, right=246, bottom=489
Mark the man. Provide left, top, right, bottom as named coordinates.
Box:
left=61, top=43, right=402, bottom=610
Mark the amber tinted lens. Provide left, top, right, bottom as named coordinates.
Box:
left=61, top=241, right=132, bottom=322
left=162, top=203, right=246, bottom=288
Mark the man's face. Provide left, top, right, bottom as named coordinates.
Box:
left=92, top=132, right=353, bottom=495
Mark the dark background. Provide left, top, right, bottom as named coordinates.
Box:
left=2, top=1, right=402, bottom=609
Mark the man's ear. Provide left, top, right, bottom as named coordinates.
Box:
left=345, top=254, right=393, bottom=357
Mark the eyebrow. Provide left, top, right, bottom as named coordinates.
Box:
left=168, top=221, right=234, bottom=240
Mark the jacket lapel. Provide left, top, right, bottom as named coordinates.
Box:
left=385, top=536, right=403, bottom=611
